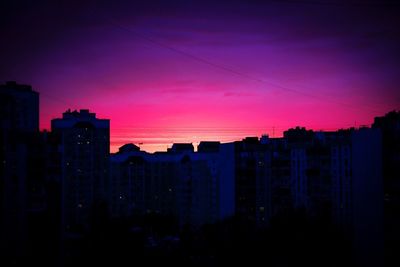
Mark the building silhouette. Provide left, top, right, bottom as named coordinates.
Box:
left=110, top=141, right=235, bottom=227
left=51, top=109, right=110, bottom=234
left=372, top=111, right=400, bottom=266
left=0, top=81, right=39, bottom=132
left=0, top=81, right=393, bottom=267
left=0, top=81, right=39, bottom=263
left=230, top=127, right=383, bottom=266
left=233, top=137, right=272, bottom=225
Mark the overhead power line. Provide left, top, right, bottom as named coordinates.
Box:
left=102, top=16, right=382, bottom=113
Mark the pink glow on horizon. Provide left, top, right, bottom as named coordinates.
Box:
left=38, top=85, right=388, bottom=153
left=35, top=57, right=395, bottom=153
left=12, top=9, right=397, bottom=153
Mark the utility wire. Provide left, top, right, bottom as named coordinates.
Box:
left=103, top=16, right=382, bottom=113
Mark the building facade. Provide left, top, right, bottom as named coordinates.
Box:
left=51, top=109, right=110, bottom=233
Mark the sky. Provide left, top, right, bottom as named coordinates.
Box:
left=1, top=0, right=399, bottom=152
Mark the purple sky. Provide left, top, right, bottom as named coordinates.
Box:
left=1, top=0, right=399, bottom=152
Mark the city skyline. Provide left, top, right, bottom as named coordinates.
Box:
left=0, top=81, right=396, bottom=153
left=41, top=103, right=398, bottom=153
left=2, top=1, right=400, bottom=266
left=1, top=1, right=399, bottom=152
left=4, top=81, right=395, bottom=154
left=1, top=74, right=398, bottom=267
